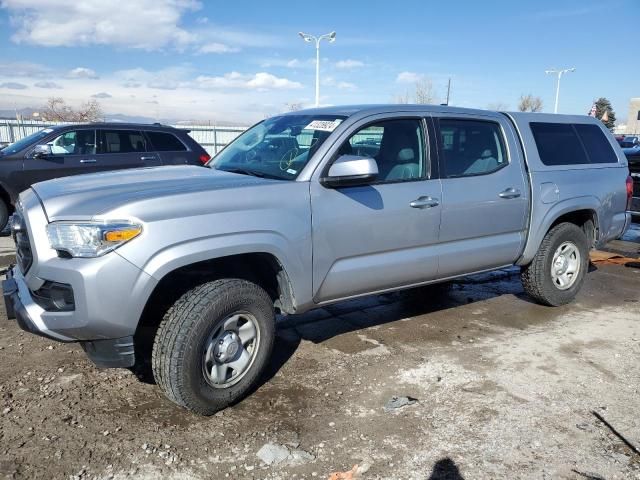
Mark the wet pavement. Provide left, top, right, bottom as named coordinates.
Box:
left=0, top=226, right=638, bottom=479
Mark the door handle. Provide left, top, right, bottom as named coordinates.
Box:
left=140, top=156, right=156, bottom=161
left=80, top=159, right=97, bottom=164
left=410, top=196, right=440, bottom=209
left=498, top=188, right=521, bottom=199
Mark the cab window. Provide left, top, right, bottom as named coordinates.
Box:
left=439, top=119, right=507, bottom=177
left=99, top=130, right=146, bottom=154
left=48, top=130, right=96, bottom=155
left=338, top=119, right=426, bottom=183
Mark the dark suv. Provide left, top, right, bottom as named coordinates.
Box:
left=0, top=123, right=210, bottom=230
left=624, top=146, right=640, bottom=218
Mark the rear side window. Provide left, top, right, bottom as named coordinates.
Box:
left=100, top=130, right=146, bottom=154
left=438, top=119, right=508, bottom=178
left=530, top=123, right=588, bottom=166
left=146, top=131, right=187, bottom=152
left=530, top=122, right=618, bottom=166
left=574, top=124, right=618, bottom=164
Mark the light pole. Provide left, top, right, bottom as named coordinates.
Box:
left=298, top=31, right=336, bottom=107
left=545, top=67, right=575, bottom=113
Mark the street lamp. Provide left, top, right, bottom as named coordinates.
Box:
left=298, top=31, right=336, bottom=107
left=545, top=67, right=575, bottom=114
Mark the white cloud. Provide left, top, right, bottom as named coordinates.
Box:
left=91, top=92, right=112, bottom=99
left=335, top=59, right=365, bottom=69
left=0, top=82, right=28, bottom=89
left=198, top=42, right=238, bottom=54
left=396, top=71, right=424, bottom=84
left=2, top=0, right=201, bottom=50
left=323, top=77, right=356, bottom=90
left=0, top=61, right=50, bottom=77
left=196, top=72, right=302, bottom=90
left=34, top=81, right=62, bottom=89
left=68, top=67, right=99, bottom=79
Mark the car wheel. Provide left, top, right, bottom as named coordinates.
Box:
left=521, top=222, right=589, bottom=306
left=0, top=200, right=9, bottom=233
left=152, top=278, right=275, bottom=415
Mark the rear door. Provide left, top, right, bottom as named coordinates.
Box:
left=433, top=114, right=529, bottom=277
left=95, top=129, right=161, bottom=171
left=145, top=130, right=195, bottom=165
left=20, top=128, right=98, bottom=190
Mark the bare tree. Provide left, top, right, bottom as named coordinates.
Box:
left=414, top=78, right=436, bottom=104
left=487, top=102, right=509, bottom=111
left=41, top=97, right=103, bottom=122
left=285, top=102, right=303, bottom=112
left=518, top=94, right=543, bottom=112
left=393, top=78, right=438, bottom=104
left=393, top=91, right=411, bottom=104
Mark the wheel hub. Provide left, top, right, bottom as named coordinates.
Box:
left=553, top=255, right=568, bottom=275
left=550, top=241, right=581, bottom=290
left=214, top=332, right=240, bottom=363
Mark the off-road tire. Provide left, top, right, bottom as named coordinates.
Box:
left=152, top=279, right=275, bottom=415
left=0, top=200, right=9, bottom=233
left=521, top=222, right=589, bottom=306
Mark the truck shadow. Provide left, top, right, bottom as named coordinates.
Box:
left=261, top=267, right=539, bottom=388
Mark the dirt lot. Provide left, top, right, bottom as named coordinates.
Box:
left=0, top=227, right=639, bottom=480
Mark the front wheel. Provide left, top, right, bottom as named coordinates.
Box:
left=521, top=222, right=590, bottom=306
left=152, top=279, right=275, bottom=415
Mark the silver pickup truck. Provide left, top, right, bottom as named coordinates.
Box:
left=2, top=105, right=632, bottom=415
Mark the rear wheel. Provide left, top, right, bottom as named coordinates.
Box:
left=152, top=278, right=275, bottom=415
left=521, top=222, right=589, bottom=306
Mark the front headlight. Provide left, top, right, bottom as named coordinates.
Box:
left=46, top=221, right=142, bottom=258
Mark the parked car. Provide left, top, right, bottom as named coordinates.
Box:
left=623, top=146, right=640, bottom=218
left=2, top=105, right=632, bottom=415
left=619, top=136, right=640, bottom=148
left=0, top=123, right=210, bottom=230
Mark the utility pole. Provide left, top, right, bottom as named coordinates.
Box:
left=545, top=67, right=575, bottom=113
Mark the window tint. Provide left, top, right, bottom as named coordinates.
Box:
left=339, top=119, right=425, bottom=182
left=48, top=130, right=96, bottom=155
left=146, top=131, right=187, bottom=152
left=574, top=124, right=618, bottom=164
left=100, top=130, right=146, bottom=154
left=530, top=123, right=589, bottom=166
left=438, top=120, right=507, bottom=177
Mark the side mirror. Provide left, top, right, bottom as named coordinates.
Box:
left=32, top=144, right=52, bottom=159
left=321, top=155, right=378, bottom=188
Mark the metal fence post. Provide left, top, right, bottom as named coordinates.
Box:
left=213, top=126, right=218, bottom=155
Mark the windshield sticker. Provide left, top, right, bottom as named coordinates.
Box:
left=304, top=119, right=342, bottom=132
left=286, top=168, right=297, bottom=175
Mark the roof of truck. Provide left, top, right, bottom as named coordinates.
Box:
left=284, top=104, right=601, bottom=125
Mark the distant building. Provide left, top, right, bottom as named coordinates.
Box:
left=626, top=98, right=640, bottom=133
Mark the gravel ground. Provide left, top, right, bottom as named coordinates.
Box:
left=0, top=230, right=639, bottom=480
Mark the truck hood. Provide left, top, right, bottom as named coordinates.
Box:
left=31, top=165, right=278, bottom=220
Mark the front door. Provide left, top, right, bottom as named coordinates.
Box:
left=310, top=116, right=442, bottom=303
left=433, top=114, right=529, bottom=277
left=20, top=128, right=98, bottom=191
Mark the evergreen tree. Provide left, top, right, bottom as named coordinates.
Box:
left=594, top=97, right=616, bottom=130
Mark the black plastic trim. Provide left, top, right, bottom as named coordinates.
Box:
left=81, top=336, right=135, bottom=368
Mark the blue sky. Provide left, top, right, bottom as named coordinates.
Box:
left=0, top=0, right=637, bottom=124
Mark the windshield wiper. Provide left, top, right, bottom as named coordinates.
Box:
left=218, top=168, right=281, bottom=180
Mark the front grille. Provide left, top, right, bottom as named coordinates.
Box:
left=10, top=212, right=33, bottom=274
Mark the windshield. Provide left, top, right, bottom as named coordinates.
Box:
left=211, top=114, right=346, bottom=180
left=1, top=128, right=55, bottom=155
